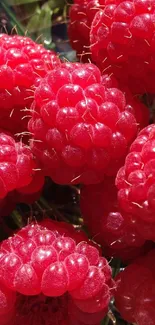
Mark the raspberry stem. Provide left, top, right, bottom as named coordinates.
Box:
left=112, top=259, right=122, bottom=278
left=11, top=209, right=23, bottom=228
left=39, top=196, right=69, bottom=222
left=101, top=315, right=109, bottom=325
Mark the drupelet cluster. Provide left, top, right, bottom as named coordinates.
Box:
left=29, top=62, right=138, bottom=185
left=0, top=220, right=114, bottom=325
left=0, top=34, right=60, bottom=137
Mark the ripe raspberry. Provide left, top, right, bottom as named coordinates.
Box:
left=116, top=124, right=155, bottom=241
left=0, top=131, right=43, bottom=200
left=80, top=177, right=153, bottom=261
left=115, top=249, right=155, bottom=325
left=29, top=62, right=137, bottom=185
left=101, top=74, right=150, bottom=130
left=0, top=219, right=113, bottom=324
left=14, top=169, right=44, bottom=204
left=0, top=33, right=60, bottom=137
left=90, top=0, right=155, bottom=94
left=0, top=169, right=44, bottom=217
left=68, top=0, right=104, bottom=62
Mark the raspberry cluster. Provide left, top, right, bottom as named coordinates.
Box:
left=29, top=61, right=138, bottom=185
left=0, top=220, right=113, bottom=325
left=1, top=6, right=155, bottom=322
left=115, top=249, right=155, bottom=325
left=0, top=34, right=60, bottom=137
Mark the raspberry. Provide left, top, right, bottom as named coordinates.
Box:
left=90, top=0, right=155, bottom=94
left=115, top=249, right=155, bottom=325
left=14, top=169, right=44, bottom=204
left=101, top=74, right=150, bottom=130
left=68, top=0, right=103, bottom=62
left=80, top=177, right=153, bottom=261
left=0, top=169, right=44, bottom=217
left=116, top=124, right=155, bottom=241
left=0, top=219, right=113, bottom=324
left=0, top=131, right=43, bottom=200
left=0, top=33, right=60, bottom=137
left=120, top=86, right=150, bottom=130
left=29, top=62, right=137, bottom=185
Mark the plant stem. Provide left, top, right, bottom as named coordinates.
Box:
left=101, top=316, right=109, bottom=325
left=1, top=0, right=25, bottom=35
left=11, top=210, right=23, bottom=228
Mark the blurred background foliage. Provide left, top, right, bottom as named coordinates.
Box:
left=0, top=0, right=75, bottom=60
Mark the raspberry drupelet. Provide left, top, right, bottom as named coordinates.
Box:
left=80, top=177, right=153, bottom=261
left=115, top=249, right=155, bottom=325
left=68, top=0, right=104, bottom=62
left=116, top=124, right=155, bottom=241
left=90, top=0, right=155, bottom=94
left=0, top=33, right=60, bottom=137
left=0, top=219, right=114, bottom=325
left=29, top=62, right=138, bottom=185
left=0, top=131, right=43, bottom=200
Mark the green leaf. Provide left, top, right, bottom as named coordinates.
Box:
left=6, top=0, right=40, bottom=5
left=42, top=0, right=65, bottom=11
left=26, top=6, right=41, bottom=33
left=26, top=4, right=54, bottom=48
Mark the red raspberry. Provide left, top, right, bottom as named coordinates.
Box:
left=101, top=74, right=150, bottom=130
left=0, top=219, right=113, bottom=324
left=90, top=0, right=155, bottom=94
left=115, top=249, right=155, bottom=325
left=80, top=177, right=153, bottom=261
left=29, top=62, right=137, bottom=185
left=0, top=170, right=44, bottom=217
left=116, top=124, right=155, bottom=241
left=0, top=34, right=60, bottom=137
left=14, top=169, right=44, bottom=204
left=68, top=0, right=103, bottom=62
left=0, top=131, right=43, bottom=200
